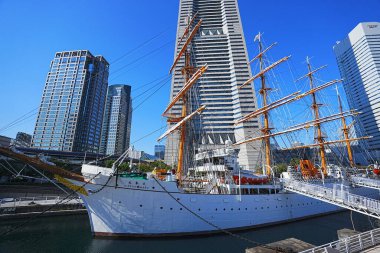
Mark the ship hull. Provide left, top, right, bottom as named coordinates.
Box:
left=73, top=177, right=379, bottom=237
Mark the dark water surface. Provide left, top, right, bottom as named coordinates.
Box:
left=0, top=212, right=378, bottom=253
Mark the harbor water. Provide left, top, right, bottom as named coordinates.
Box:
left=0, top=211, right=378, bottom=253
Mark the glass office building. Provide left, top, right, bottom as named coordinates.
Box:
left=100, top=85, right=132, bottom=155
left=334, top=22, right=380, bottom=160
left=31, top=50, right=109, bottom=153
left=154, top=144, right=165, bottom=160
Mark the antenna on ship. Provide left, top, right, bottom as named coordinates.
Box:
left=158, top=12, right=208, bottom=185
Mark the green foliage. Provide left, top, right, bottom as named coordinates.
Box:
left=289, top=158, right=301, bottom=167
left=118, top=162, right=130, bottom=171
left=276, top=163, right=287, bottom=173
left=105, top=159, right=115, bottom=168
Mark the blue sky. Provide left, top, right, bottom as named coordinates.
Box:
left=0, top=0, right=379, bottom=154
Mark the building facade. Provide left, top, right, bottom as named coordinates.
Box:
left=13, top=132, right=32, bottom=148
left=154, top=145, right=165, bottom=160
left=333, top=22, right=380, bottom=160
left=31, top=50, right=109, bottom=153
left=165, top=0, right=260, bottom=169
left=0, top=135, right=11, bottom=148
left=100, top=85, right=132, bottom=155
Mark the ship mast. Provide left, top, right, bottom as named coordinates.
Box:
left=162, top=13, right=207, bottom=185
left=336, top=86, right=355, bottom=167
left=305, top=57, right=327, bottom=174
left=257, top=33, right=272, bottom=175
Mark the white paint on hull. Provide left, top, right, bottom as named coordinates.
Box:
left=73, top=176, right=379, bottom=236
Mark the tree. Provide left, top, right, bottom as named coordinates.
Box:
left=105, top=159, right=115, bottom=168
left=118, top=162, right=130, bottom=171
left=276, top=163, right=288, bottom=174
left=289, top=158, right=301, bottom=168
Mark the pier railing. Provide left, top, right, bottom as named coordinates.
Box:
left=283, top=179, right=380, bottom=219
left=351, top=176, right=380, bottom=190
left=300, top=227, right=380, bottom=253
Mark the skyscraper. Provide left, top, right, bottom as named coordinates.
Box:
left=31, top=50, right=109, bottom=153
left=100, top=85, right=132, bottom=155
left=164, top=0, right=260, bottom=169
left=333, top=22, right=380, bottom=160
left=154, top=144, right=165, bottom=160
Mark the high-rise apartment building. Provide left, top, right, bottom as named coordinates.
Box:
left=100, top=85, right=132, bottom=155
left=333, top=22, right=380, bottom=160
left=165, top=0, right=260, bottom=169
left=31, top=50, right=109, bottom=153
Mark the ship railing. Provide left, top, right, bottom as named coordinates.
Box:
left=351, top=176, right=380, bottom=190
left=0, top=195, right=82, bottom=208
left=283, top=179, right=380, bottom=219
left=300, top=227, right=380, bottom=253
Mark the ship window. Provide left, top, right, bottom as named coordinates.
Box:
left=170, top=208, right=173, bottom=210
left=198, top=208, right=201, bottom=211
left=180, top=208, right=183, bottom=210
left=152, top=187, right=155, bottom=189
left=215, top=208, right=218, bottom=211
left=261, top=207, right=263, bottom=209
left=223, top=208, right=226, bottom=211
left=231, top=208, right=233, bottom=211
left=267, top=206, right=269, bottom=209
left=245, top=208, right=247, bottom=210
left=140, top=205, right=142, bottom=207
left=160, top=207, right=163, bottom=209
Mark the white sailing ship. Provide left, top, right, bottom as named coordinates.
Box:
left=61, top=13, right=378, bottom=237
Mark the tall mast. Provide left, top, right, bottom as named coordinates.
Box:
left=164, top=13, right=205, bottom=185
left=336, top=86, right=355, bottom=167
left=305, top=57, right=327, bottom=175
left=176, top=17, right=195, bottom=184
left=257, top=33, right=272, bottom=176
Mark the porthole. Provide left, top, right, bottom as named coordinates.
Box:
left=160, top=207, right=163, bottom=209
left=170, top=208, right=173, bottom=210
left=180, top=208, right=183, bottom=210
left=139, top=204, right=142, bottom=207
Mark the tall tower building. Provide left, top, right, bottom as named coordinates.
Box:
left=333, top=22, right=380, bottom=160
left=165, top=0, right=260, bottom=169
left=154, top=144, right=165, bottom=160
left=31, top=50, right=109, bottom=153
left=100, top=85, right=132, bottom=155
